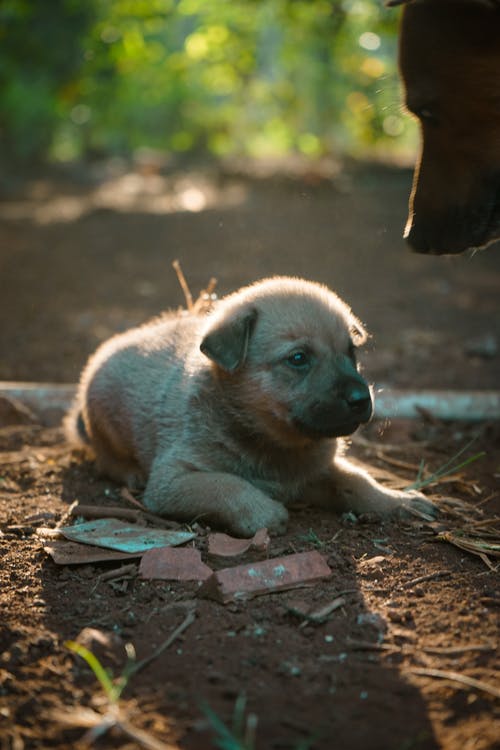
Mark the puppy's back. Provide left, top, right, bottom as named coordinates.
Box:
left=65, top=311, right=203, bottom=454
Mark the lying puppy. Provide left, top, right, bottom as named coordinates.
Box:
left=66, top=277, right=435, bottom=536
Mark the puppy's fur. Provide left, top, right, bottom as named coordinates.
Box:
left=66, top=277, right=434, bottom=536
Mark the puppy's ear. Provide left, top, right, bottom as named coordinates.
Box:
left=350, top=317, right=368, bottom=346
left=200, top=307, right=258, bottom=372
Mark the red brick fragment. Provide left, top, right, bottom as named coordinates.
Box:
left=139, top=546, right=213, bottom=581
left=207, top=527, right=270, bottom=557
left=199, top=550, right=331, bottom=603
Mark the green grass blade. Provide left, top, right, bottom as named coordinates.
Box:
left=405, top=443, right=485, bottom=491
left=65, top=640, right=118, bottom=702
left=200, top=696, right=260, bottom=750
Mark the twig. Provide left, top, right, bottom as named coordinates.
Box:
left=133, top=609, right=196, bottom=675
left=71, top=504, right=143, bottom=522
left=286, top=589, right=358, bottom=625
left=468, top=517, right=500, bottom=530
left=120, top=487, right=146, bottom=510
left=439, top=533, right=500, bottom=570
left=172, top=259, right=194, bottom=311
left=345, top=638, right=398, bottom=652
left=421, top=643, right=496, bottom=656
left=401, top=571, right=452, bottom=589
left=98, top=563, right=137, bottom=583
left=309, top=596, right=346, bottom=619
left=73, top=500, right=181, bottom=530
left=115, top=718, right=178, bottom=750
left=335, top=588, right=359, bottom=597
left=477, top=492, right=499, bottom=508
left=54, top=706, right=177, bottom=750
left=296, top=596, right=346, bottom=627
left=408, top=667, right=500, bottom=700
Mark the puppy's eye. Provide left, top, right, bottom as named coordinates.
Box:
left=348, top=342, right=357, bottom=363
left=286, top=351, right=309, bottom=369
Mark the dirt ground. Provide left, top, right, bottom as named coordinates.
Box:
left=0, top=160, right=499, bottom=750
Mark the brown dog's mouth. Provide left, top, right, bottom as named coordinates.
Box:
left=479, top=183, right=500, bottom=251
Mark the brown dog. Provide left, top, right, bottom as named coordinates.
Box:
left=391, top=0, right=500, bottom=254
left=66, top=277, right=435, bottom=536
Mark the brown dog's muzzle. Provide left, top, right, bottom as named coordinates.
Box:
left=397, top=1, right=500, bottom=254
left=406, top=169, right=500, bottom=255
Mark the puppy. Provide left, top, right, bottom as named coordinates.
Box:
left=66, top=277, right=435, bottom=536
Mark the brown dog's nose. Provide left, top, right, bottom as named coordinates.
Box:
left=405, top=214, right=473, bottom=255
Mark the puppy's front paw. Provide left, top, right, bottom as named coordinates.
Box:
left=397, top=489, right=439, bottom=520
left=230, top=499, right=289, bottom=538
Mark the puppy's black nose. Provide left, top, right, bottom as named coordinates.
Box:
left=343, top=382, right=372, bottom=415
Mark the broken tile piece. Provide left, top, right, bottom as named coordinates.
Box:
left=58, top=518, right=196, bottom=553
left=199, top=550, right=332, bottom=603
left=139, top=546, right=213, bottom=581
left=207, top=527, right=270, bottom=557
left=44, top=540, right=140, bottom=565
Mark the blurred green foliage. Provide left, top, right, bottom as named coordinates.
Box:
left=0, top=0, right=416, bottom=164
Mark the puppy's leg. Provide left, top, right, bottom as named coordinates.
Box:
left=143, top=456, right=289, bottom=537
left=307, top=456, right=437, bottom=519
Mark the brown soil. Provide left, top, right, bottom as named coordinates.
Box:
left=0, top=161, right=499, bottom=750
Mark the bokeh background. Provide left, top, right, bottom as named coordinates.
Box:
left=1, top=0, right=416, bottom=165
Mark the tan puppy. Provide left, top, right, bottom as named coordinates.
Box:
left=66, top=277, right=435, bottom=536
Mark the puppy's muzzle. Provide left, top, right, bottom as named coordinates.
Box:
left=294, top=377, right=372, bottom=439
